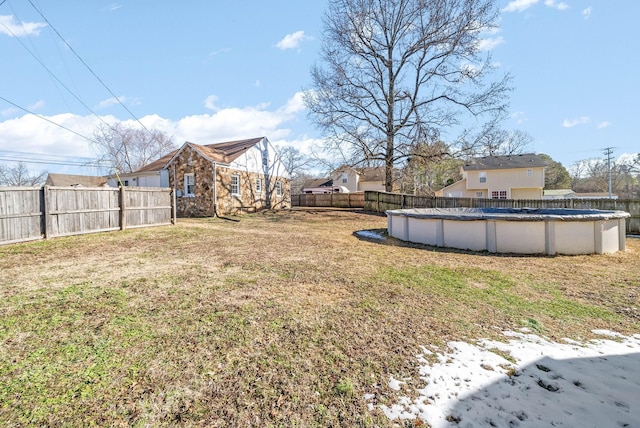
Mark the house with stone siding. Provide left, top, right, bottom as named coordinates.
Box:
left=119, top=137, right=290, bottom=216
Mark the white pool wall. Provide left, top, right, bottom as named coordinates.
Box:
left=387, top=208, right=629, bottom=255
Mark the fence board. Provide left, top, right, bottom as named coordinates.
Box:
left=0, top=186, right=175, bottom=245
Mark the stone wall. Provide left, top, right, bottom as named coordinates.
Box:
left=168, top=146, right=290, bottom=217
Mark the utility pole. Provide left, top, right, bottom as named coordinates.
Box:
left=603, top=147, right=614, bottom=199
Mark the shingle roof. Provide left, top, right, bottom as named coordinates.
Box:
left=302, top=178, right=333, bottom=189
left=45, top=173, right=108, bottom=187
left=134, top=137, right=266, bottom=172
left=463, top=153, right=547, bottom=171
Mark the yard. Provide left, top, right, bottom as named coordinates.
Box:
left=1, top=208, right=638, bottom=427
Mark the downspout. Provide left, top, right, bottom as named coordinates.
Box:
left=212, top=161, right=218, bottom=217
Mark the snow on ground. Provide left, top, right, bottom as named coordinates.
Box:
left=369, top=330, right=640, bottom=427
left=354, top=230, right=386, bottom=241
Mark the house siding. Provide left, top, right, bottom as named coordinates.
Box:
left=168, top=145, right=290, bottom=217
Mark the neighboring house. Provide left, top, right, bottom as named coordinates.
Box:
left=46, top=173, right=108, bottom=187
left=543, top=189, right=577, bottom=199
left=543, top=189, right=619, bottom=200
left=116, top=137, right=290, bottom=216
left=329, top=165, right=387, bottom=193
left=300, top=178, right=341, bottom=194
left=436, top=153, right=547, bottom=199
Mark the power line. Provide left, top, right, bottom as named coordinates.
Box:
left=0, top=3, right=115, bottom=134
left=26, top=0, right=152, bottom=134
left=0, top=95, right=101, bottom=145
left=0, top=149, right=106, bottom=167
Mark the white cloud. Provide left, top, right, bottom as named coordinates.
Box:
left=544, top=0, right=568, bottom=11
left=1, top=107, right=19, bottom=117
left=28, top=100, right=46, bottom=111
left=583, top=7, right=592, bottom=20
left=502, top=0, right=568, bottom=12
left=208, top=47, right=232, bottom=58
left=276, top=31, right=308, bottom=50
left=0, top=15, right=47, bottom=37
left=502, top=0, right=539, bottom=13
left=478, top=36, right=504, bottom=51
left=562, top=116, right=591, bottom=128
left=0, top=93, right=315, bottom=174
left=95, top=96, right=127, bottom=110
left=597, top=121, right=611, bottom=129
left=109, top=4, right=122, bottom=11
left=511, top=111, right=528, bottom=124
left=203, top=95, right=219, bottom=111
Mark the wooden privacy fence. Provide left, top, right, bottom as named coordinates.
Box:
left=291, top=193, right=365, bottom=209
left=0, top=186, right=174, bottom=246
left=364, top=191, right=640, bottom=234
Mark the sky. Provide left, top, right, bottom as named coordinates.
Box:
left=0, top=0, right=638, bottom=177
left=375, top=328, right=640, bottom=427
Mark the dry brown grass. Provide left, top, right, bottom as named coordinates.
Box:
left=0, top=208, right=638, bottom=427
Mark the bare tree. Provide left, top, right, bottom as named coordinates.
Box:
left=305, top=0, right=511, bottom=191
left=457, top=114, right=532, bottom=158
left=0, top=162, right=47, bottom=186
left=399, top=140, right=463, bottom=195
left=93, top=123, right=176, bottom=174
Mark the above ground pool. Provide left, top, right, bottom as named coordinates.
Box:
left=386, top=207, right=630, bottom=255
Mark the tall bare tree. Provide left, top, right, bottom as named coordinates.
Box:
left=0, top=162, right=47, bottom=186
left=457, top=114, right=532, bottom=158
left=93, top=123, right=176, bottom=174
left=305, top=0, right=511, bottom=191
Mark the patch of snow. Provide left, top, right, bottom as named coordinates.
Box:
left=388, top=375, right=405, bottom=391
left=375, top=330, right=640, bottom=427
left=354, top=230, right=385, bottom=240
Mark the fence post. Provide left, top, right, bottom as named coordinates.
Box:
left=171, top=190, right=177, bottom=225
left=42, top=186, right=51, bottom=239
left=119, top=186, right=126, bottom=231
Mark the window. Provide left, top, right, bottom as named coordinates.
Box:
left=527, top=169, right=533, bottom=177
left=276, top=181, right=283, bottom=197
left=184, top=173, right=195, bottom=196
left=491, top=190, right=507, bottom=199
left=479, top=171, right=487, bottom=183
left=262, top=153, right=268, bottom=167
left=255, top=178, right=262, bottom=193
left=231, top=174, right=240, bottom=195
left=475, top=191, right=484, bottom=198
left=341, top=173, right=348, bottom=184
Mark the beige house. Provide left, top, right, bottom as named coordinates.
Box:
left=436, top=153, right=547, bottom=199
left=118, top=137, right=290, bottom=216
left=330, top=165, right=387, bottom=192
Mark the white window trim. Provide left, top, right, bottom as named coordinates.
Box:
left=184, top=173, right=195, bottom=197
left=479, top=171, right=487, bottom=183
left=256, top=178, right=262, bottom=193
left=231, top=174, right=241, bottom=196
left=491, top=190, right=508, bottom=199
left=276, top=181, right=283, bottom=197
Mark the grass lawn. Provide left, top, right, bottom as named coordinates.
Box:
left=1, top=208, right=638, bottom=427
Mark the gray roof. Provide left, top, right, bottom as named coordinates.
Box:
left=46, top=173, right=108, bottom=187
left=463, top=153, right=547, bottom=171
